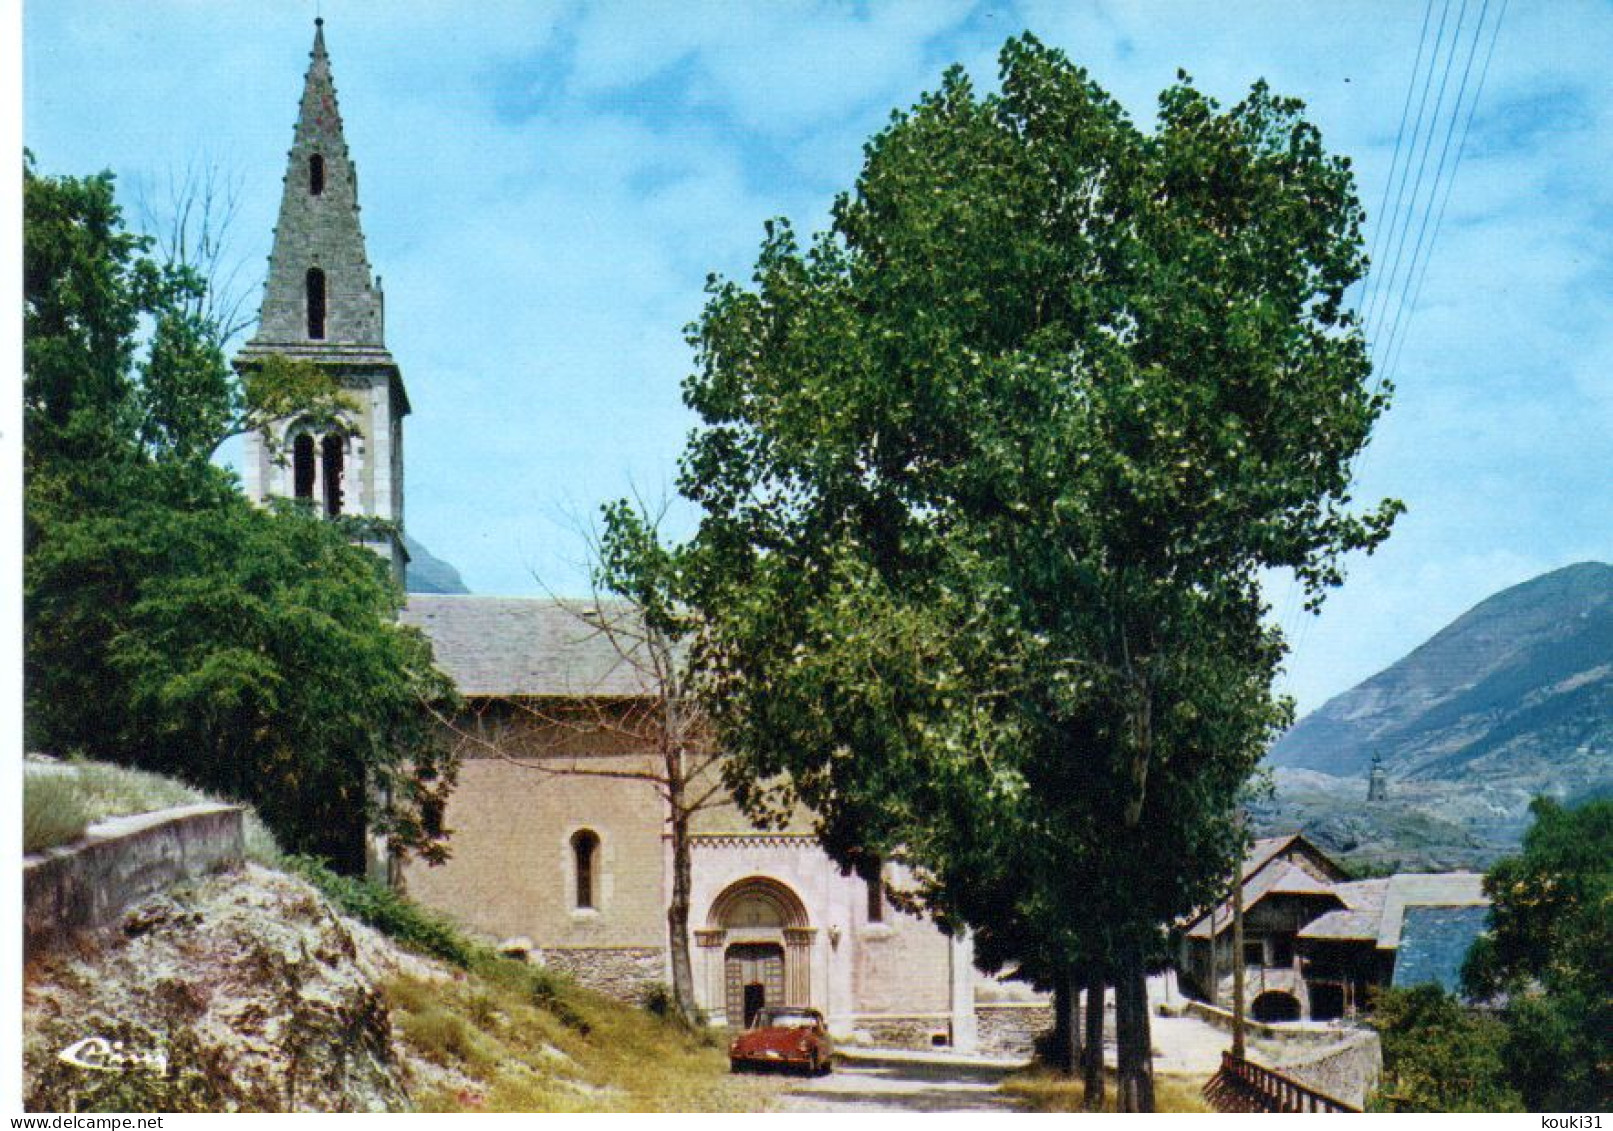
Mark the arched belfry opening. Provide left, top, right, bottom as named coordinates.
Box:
left=293, top=432, right=316, bottom=501
left=309, top=153, right=325, bottom=195
left=320, top=432, right=345, bottom=516
left=703, top=877, right=816, bottom=1025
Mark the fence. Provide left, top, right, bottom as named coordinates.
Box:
left=1203, top=1051, right=1361, bottom=1113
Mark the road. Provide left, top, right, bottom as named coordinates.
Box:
left=774, top=1058, right=1026, bottom=1113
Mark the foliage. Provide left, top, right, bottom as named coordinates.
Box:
left=675, top=34, right=1397, bottom=1109
left=22, top=773, right=91, bottom=853
left=1462, top=797, right=1612, bottom=1111
left=284, top=855, right=477, bottom=969
left=384, top=964, right=774, bottom=1113
left=23, top=156, right=457, bottom=871
left=1369, top=985, right=1521, bottom=1112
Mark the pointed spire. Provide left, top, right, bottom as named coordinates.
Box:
left=243, top=18, right=388, bottom=354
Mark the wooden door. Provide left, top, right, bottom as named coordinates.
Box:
left=725, top=943, right=784, bottom=1027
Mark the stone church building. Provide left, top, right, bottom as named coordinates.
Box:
left=235, top=21, right=1045, bottom=1053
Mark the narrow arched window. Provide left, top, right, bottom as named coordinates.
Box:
left=572, top=829, right=600, bottom=909
left=309, top=153, right=325, bottom=195
left=306, top=268, right=326, bottom=339
left=293, top=433, right=316, bottom=500
left=866, top=868, right=885, bottom=924
left=321, top=433, right=344, bottom=517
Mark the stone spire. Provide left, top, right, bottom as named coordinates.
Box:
left=244, top=18, right=389, bottom=354
left=235, top=20, right=410, bottom=585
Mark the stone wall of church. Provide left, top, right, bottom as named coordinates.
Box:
left=399, top=723, right=668, bottom=952
left=542, top=947, right=666, bottom=1002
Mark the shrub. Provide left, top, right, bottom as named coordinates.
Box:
left=282, top=855, right=476, bottom=968
left=23, top=773, right=90, bottom=852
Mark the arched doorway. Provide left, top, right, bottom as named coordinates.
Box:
left=1251, top=990, right=1302, bottom=1023
left=704, top=877, right=814, bottom=1026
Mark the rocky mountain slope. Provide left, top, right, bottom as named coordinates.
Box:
left=1256, top=562, right=1612, bottom=869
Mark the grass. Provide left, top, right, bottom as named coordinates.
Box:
left=23, top=757, right=283, bottom=864
left=23, top=773, right=91, bottom=853
left=1002, top=1066, right=1213, bottom=1113
left=386, top=956, right=777, bottom=1112
left=280, top=851, right=764, bottom=1111
left=283, top=854, right=478, bottom=968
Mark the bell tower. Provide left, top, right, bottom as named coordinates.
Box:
left=235, top=18, right=409, bottom=583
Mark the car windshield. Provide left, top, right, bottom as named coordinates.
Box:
left=756, top=1009, right=817, bottom=1029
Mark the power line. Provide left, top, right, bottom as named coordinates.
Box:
left=1375, top=0, right=1487, bottom=377
left=1368, top=0, right=1470, bottom=352
left=1362, top=0, right=1457, bottom=339
left=1376, top=0, right=1508, bottom=395
left=1357, top=0, right=1437, bottom=324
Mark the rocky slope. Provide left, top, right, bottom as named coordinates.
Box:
left=1257, top=562, right=1612, bottom=868
left=24, top=864, right=428, bottom=1112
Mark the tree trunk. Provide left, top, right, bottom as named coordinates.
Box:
left=1082, top=974, right=1106, bottom=1110
left=1050, top=969, right=1075, bottom=1074
left=667, top=806, right=698, bottom=1024
left=1232, top=847, right=1247, bottom=1061
left=1114, top=945, right=1155, bottom=1113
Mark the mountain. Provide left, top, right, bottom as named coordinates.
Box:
left=403, top=534, right=471, bottom=594
left=1256, top=562, right=1613, bottom=869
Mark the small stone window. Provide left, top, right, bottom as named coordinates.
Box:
left=866, top=869, right=885, bottom=924
left=306, top=268, right=326, bottom=340
left=321, top=433, right=344, bottom=517
left=293, top=433, right=316, bottom=500
left=309, top=153, right=325, bottom=196
left=572, top=829, right=600, bottom=910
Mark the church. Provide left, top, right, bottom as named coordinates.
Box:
left=234, top=21, right=1048, bottom=1055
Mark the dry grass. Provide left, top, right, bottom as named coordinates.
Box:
left=23, top=758, right=282, bottom=864
left=23, top=773, right=91, bottom=852
left=384, top=959, right=782, bottom=1112
left=1002, top=1066, right=1213, bottom=1113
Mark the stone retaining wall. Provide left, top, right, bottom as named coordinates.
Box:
left=1271, top=1030, right=1382, bottom=1111
left=848, top=1015, right=951, bottom=1050
left=23, top=803, right=244, bottom=958
left=975, top=1002, right=1052, bottom=1060
left=540, top=946, right=664, bottom=1002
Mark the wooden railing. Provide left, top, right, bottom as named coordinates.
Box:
left=1203, top=1051, right=1361, bottom=1113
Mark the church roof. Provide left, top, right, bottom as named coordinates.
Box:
left=239, top=19, right=399, bottom=381
left=402, top=594, right=658, bottom=698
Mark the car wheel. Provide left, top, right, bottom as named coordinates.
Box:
left=730, top=1058, right=743, bottom=1074
left=819, top=1056, right=833, bottom=1076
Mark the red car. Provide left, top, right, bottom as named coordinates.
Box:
left=729, top=1006, right=834, bottom=1075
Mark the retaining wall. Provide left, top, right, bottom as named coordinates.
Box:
left=23, top=803, right=244, bottom=958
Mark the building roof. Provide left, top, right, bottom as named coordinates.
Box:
left=1377, top=872, right=1488, bottom=949
left=402, top=594, right=658, bottom=698
left=1298, top=908, right=1383, bottom=941
left=1392, top=905, right=1491, bottom=993
left=1298, top=872, right=1488, bottom=950
left=1184, top=833, right=1344, bottom=938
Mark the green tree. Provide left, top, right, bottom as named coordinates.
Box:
left=1463, top=797, right=1612, bottom=1110
left=1370, top=985, right=1521, bottom=1112
left=677, top=36, right=1396, bottom=1109
left=23, top=155, right=457, bottom=870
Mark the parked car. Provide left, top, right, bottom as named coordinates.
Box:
left=728, top=1006, right=834, bottom=1075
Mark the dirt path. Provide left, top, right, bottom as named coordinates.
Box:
left=774, top=1059, right=1026, bottom=1114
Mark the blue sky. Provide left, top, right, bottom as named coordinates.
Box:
left=20, top=1, right=1613, bottom=717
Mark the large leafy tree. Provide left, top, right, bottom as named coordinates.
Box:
left=678, top=37, right=1396, bottom=1109
left=23, top=155, right=457, bottom=871
left=1463, top=798, right=1612, bottom=1111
